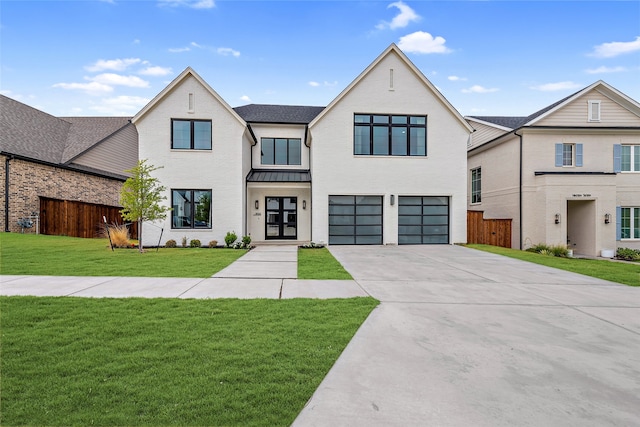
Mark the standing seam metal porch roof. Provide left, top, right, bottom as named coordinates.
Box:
left=246, top=169, right=311, bottom=182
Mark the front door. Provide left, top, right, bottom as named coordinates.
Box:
left=266, top=197, right=297, bottom=239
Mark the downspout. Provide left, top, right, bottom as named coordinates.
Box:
left=305, top=125, right=313, bottom=243
left=245, top=124, right=258, bottom=237
left=514, top=130, right=523, bottom=250
left=4, top=154, right=12, bottom=232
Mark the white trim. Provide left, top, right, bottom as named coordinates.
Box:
left=588, top=100, right=601, bottom=122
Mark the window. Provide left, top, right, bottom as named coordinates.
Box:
left=471, top=167, right=481, bottom=204
left=171, top=190, right=212, bottom=229
left=620, top=207, right=640, bottom=239
left=171, top=119, right=211, bottom=150
left=261, top=138, right=301, bottom=165
left=555, top=143, right=583, bottom=167
left=621, top=145, right=640, bottom=172
left=588, top=100, right=601, bottom=122
left=354, top=114, right=427, bottom=156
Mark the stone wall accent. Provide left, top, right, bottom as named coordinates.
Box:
left=0, top=155, right=125, bottom=233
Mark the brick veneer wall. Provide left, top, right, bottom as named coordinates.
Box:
left=0, top=155, right=125, bottom=233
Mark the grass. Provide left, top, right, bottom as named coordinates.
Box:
left=1, top=296, right=379, bottom=426
left=0, top=233, right=245, bottom=277
left=298, top=247, right=353, bottom=280
left=467, top=244, right=640, bottom=287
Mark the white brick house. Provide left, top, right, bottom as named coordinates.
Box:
left=132, top=44, right=472, bottom=246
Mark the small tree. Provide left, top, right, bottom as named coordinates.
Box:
left=120, top=159, right=170, bottom=253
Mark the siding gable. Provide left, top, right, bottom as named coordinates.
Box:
left=536, top=88, right=640, bottom=127
left=71, top=123, right=138, bottom=177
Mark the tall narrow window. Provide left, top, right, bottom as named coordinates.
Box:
left=171, top=119, right=211, bottom=150
left=588, top=100, right=601, bottom=122
left=563, top=144, right=574, bottom=166
left=471, top=167, right=481, bottom=204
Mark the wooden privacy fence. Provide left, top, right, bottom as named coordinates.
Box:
left=40, top=197, right=137, bottom=239
left=467, top=210, right=512, bottom=248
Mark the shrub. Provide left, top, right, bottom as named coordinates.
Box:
left=225, top=231, right=238, bottom=248
left=165, top=239, right=177, bottom=248
left=526, top=243, right=550, bottom=253
left=208, top=240, right=218, bottom=248
left=300, top=242, right=325, bottom=249
left=616, top=247, right=640, bottom=261
left=527, top=243, right=568, bottom=257
left=233, top=235, right=252, bottom=249
left=181, top=236, right=188, bottom=248
left=190, top=239, right=201, bottom=248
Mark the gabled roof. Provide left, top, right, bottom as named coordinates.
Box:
left=468, top=80, right=640, bottom=130
left=309, top=44, right=474, bottom=132
left=0, top=95, right=132, bottom=177
left=132, top=67, right=245, bottom=126
left=233, top=104, right=324, bottom=124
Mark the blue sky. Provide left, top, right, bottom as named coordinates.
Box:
left=1, top=0, right=639, bottom=117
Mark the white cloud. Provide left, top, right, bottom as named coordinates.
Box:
left=585, top=66, right=627, bottom=74
left=90, top=96, right=150, bottom=115
left=529, top=81, right=582, bottom=92
left=158, top=0, right=215, bottom=9
left=376, top=1, right=420, bottom=30
left=462, top=85, right=499, bottom=94
left=85, top=58, right=141, bottom=72
left=308, top=81, right=320, bottom=87
left=590, top=36, right=640, bottom=58
left=139, top=66, right=173, bottom=76
left=397, top=31, right=451, bottom=54
left=240, top=95, right=251, bottom=103
left=169, top=46, right=191, bottom=53
left=448, top=75, right=467, bottom=81
left=53, top=81, right=113, bottom=96
left=309, top=81, right=337, bottom=88
left=91, top=73, right=150, bottom=88
left=217, top=47, right=240, bottom=57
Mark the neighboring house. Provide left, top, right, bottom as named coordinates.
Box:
left=133, top=44, right=473, bottom=247
left=0, top=95, right=138, bottom=236
left=466, top=81, right=640, bottom=255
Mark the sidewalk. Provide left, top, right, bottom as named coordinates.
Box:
left=0, top=245, right=369, bottom=299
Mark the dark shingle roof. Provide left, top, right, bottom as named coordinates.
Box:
left=234, top=104, right=325, bottom=124
left=0, top=95, right=131, bottom=168
left=246, top=169, right=311, bottom=182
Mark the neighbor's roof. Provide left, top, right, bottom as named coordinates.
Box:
left=234, top=104, right=325, bottom=125
left=0, top=94, right=131, bottom=170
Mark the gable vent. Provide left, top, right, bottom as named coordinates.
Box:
left=588, top=100, right=601, bottom=122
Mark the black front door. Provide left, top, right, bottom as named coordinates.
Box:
left=265, top=197, right=297, bottom=239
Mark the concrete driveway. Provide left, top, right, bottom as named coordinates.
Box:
left=294, top=245, right=640, bottom=426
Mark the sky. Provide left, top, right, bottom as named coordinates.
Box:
left=1, top=0, right=639, bottom=118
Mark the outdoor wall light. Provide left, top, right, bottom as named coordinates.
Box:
left=390, top=195, right=395, bottom=206
left=555, top=213, right=561, bottom=224
left=303, top=200, right=307, bottom=209
left=604, top=213, right=611, bottom=224
left=255, top=200, right=259, bottom=210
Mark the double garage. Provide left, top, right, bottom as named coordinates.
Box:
left=328, top=195, right=450, bottom=245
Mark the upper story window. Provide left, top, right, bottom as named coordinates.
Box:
left=261, top=138, right=301, bottom=165
left=555, top=143, right=583, bottom=167
left=171, top=189, right=212, bottom=229
left=172, top=119, right=212, bottom=150
left=471, top=167, right=481, bottom=204
left=588, top=100, right=601, bottom=122
left=354, top=114, right=427, bottom=156
left=621, top=145, right=640, bottom=172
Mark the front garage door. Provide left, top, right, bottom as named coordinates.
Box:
left=329, top=195, right=383, bottom=244
left=398, top=196, right=449, bottom=244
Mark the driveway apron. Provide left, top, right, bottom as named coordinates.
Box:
left=293, top=245, right=640, bottom=427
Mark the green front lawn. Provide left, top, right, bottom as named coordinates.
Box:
left=297, top=247, right=353, bottom=280
left=1, top=296, right=379, bottom=426
left=467, top=244, right=640, bottom=287
left=0, top=233, right=245, bottom=277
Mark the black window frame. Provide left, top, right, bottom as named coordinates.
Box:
left=260, top=138, right=302, bottom=165
left=171, top=189, right=212, bottom=229
left=354, top=114, right=427, bottom=157
left=171, top=119, right=212, bottom=150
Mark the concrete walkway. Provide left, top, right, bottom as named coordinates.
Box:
left=0, top=245, right=368, bottom=299
left=293, top=245, right=640, bottom=426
